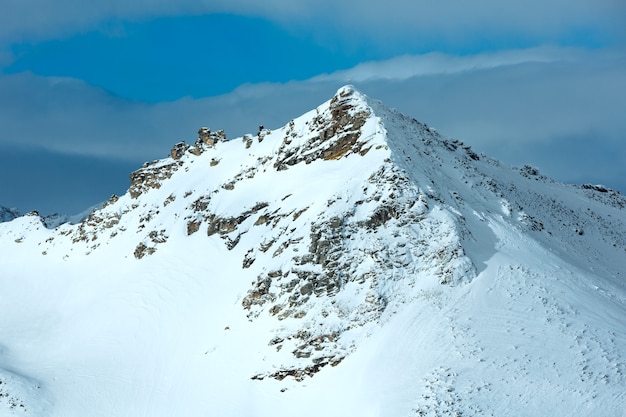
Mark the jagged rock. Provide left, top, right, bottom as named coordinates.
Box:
left=272, top=87, right=371, bottom=170
left=170, top=141, right=188, bottom=160
left=129, top=161, right=182, bottom=199
left=186, top=220, right=201, bottom=235
left=251, top=355, right=344, bottom=381
left=102, top=194, right=119, bottom=208
left=206, top=215, right=238, bottom=236
left=198, top=127, right=212, bottom=145
left=190, top=196, right=211, bottom=212
left=582, top=183, right=608, bottom=193
left=198, top=128, right=227, bottom=147
left=242, top=276, right=275, bottom=312
left=213, top=130, right=226, bottom=142
left=242, top=250, right=255, bottom=268
left=133, top=242, right=154, bottom=259
left=254, top=215, right=268, bottom=226
left=148, top=230, right=167, bottom=244
left=163, top=194, right=176, bottom=206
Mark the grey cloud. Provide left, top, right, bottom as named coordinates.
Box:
left=0, top=72, right=335, bottom=162
left=313, top=47, right=587, bottom=83
left=0, top=73, right=162, bottom=159
left=346, top=48, right=626, bottom=192
left=0, top=74, right=337, bottom=214
left=2, top=47, right=624, bottom=162
left=288, top=0, right=626, bottom=44
left=1, top=0, right=624, bottom=44
left=358, top=50, right=626, bottom=146
left=1, top=47, right=624, bottom=215
left=0, top=145, right=138, bottom=215
left=497, top=131, right=626, bottom=189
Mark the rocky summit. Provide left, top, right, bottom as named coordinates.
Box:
left=0, top=86, right=624, bottom=417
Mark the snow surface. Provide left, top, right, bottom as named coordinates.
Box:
left=0, top=86, right=624, bottom=416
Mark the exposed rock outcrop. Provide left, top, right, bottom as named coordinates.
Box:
left=129, top=160, right=183, bottom=199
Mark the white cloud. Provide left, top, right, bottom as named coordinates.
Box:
left=312, top=46, right=587, bottom=83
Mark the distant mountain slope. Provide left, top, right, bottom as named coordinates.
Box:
left=0, top=205, right=20, bottom=222
left=0, top=86, right=624, bottom=417
left=0, top=204, right=101, bottom=229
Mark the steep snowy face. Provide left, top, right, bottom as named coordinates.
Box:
left=0, top=86, right=477, bottom=380
left=0, top=86, right=625, bottom=417
left=354, top=98, right=626, bottom=285
left=148, top=87, right=472, bottom=377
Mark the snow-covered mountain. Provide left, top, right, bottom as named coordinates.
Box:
left=0, top=207, right=98, bottom=229
left=0, top=206, right=20, bottom=223
left=0, top=86, right=624, bottom=417
left=38, top=204, right=104, bottom=229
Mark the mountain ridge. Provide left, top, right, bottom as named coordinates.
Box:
left=0, top=86, right=624, bottom=416
left=0, top=205, right=20, bottom=223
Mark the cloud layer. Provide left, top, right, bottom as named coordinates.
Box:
left=2, top=47, right=623, bottom=158
left=1, top=46, right=624, bottom=215
left=1, top=0, right=624, bottom=44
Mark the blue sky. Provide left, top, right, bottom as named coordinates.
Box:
left=5, top=14, right=370, bottom=101
left=0, top=1, right=625, bottom=215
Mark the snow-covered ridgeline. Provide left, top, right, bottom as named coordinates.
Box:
left=0, top=86, right=624, bottom=416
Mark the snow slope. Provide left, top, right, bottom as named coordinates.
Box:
left=0, top=86, right=624, bottom=416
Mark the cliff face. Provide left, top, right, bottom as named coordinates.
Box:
left=0, top=86, right=624, bottom=417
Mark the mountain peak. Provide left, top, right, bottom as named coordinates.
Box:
left=0, top=88, right=625, bottom=416
left=333, top=83, right=370, bottom=99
